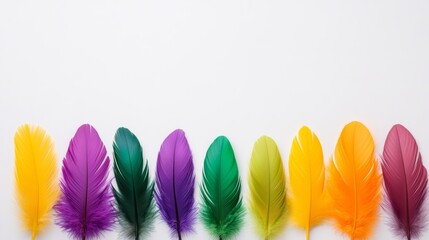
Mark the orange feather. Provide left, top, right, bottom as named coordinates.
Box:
left=326, top=121, right=381, bottom=239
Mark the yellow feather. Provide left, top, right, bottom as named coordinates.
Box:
left=288, top=126, right=327, bottom=240
left=248, top=136, right=287, bottom=239
left=326, top=121, right=381, bottom=239
left=14, top=125, right=59, bottom=240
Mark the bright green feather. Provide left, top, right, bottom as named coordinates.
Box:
left=113, top=127, right=156, bottom=240
left=200, top=136, right=245, bottom=239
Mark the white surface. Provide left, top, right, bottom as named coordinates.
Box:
left=1, top=0, right=429, bottom=239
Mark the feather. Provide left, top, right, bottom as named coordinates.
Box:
left=288, top=126, right=327, bottom=240
left=155, top=129, right=196, bottom=239
left=55, top=124, right=116, bottom=240
left=326, top=121, right=382, bottom=239
left=381, top=124, right=428, bottom=240
left=248, top=136, right=287, bottom=239
left=200, top=136, right=245, bottom=239
left=112, top=127, right=156, bottom=239
left=14, top=124, right=59, bottom=240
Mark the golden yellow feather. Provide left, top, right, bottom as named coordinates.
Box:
left=14, top=124, right=59, bottom=240
left=248, top=136, right=287, bottom=239
left=326, top=121, right=381, bottom=239
left=288, top=126, right=327, bottom=240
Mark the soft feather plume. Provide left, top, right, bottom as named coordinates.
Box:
left=200, top=136, right=245, bottom=239
left=14, top=124, right=59, bottom=240
left=155, top=129, right=196, bottom=239
left=288, top=126, right=327, bottom=240
left=248, top=136, right=287, bottom=239
left=112, top=127, right=156, bottom=239
left=55, top=124, right=116, bottom=240
left=327, top=121, right=382, bottom=239
left=382, top=124, right=428, bottom=240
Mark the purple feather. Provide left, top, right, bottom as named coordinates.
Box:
left=155, top=129, right=196, bottom=239
left=55, top=124, right=116, bottom=240
left=382, top=124, right=428, bottom=240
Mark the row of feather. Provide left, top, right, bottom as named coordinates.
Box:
left=14, top=122, right=427, bottom=240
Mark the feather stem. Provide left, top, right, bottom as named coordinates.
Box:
left=402, top=146, right=411, bottom=239
left=129, top=154, right=139, bottom=240
left=353, top=164, right=357, bottom=237
left=306, top=201, right=310, bottom=240
left=134, top=210, right=139, bottom=240
left=172, top=148, right=182, bottom=240
left=306, top=228, right=309, bottom=240
left=83, top=155, right=88, bottom=240
left=125, top=133, right=140, bottom=239
left=265, top=144, right=271, bottom=237
left=397, top=130, right=412, bottom=240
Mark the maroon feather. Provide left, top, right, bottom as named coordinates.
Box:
left=382, top=124, right=428, bottom=239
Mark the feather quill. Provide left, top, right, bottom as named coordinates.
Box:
left=381, top=124, right=428, bottom=240
left=55, top=124, right=116, bottom=240
left=326, top=121, right=382, bottom=239
left=155, top=129, right=196, bottom=239
left=288, top=126, right=327, bottom=240
left=14, top=124, right=59, bottom=240
left=248, top=136, right=287, bottom=239
left=112, top=127, right=156, bottom=239
left=200, top=136, right=245, bottom=239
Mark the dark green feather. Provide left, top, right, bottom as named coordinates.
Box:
left=200, top=136, right=245, bottom=239
left=113, top=127, right=156, bottom=240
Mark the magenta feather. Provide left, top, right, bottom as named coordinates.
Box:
left=155, top=129, right=196, bottom=239
left=382, top=124, right=428, bottom=239
left=55, top=124, right=116, bottom=240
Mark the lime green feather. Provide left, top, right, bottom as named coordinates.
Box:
left=200, top=136, right=245, bottom=239
left=248, top=136, right=287, bottom=239
left=113, top=127, right=156, bottom=240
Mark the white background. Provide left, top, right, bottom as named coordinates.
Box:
left=1, top=0, right=428, bottom=239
